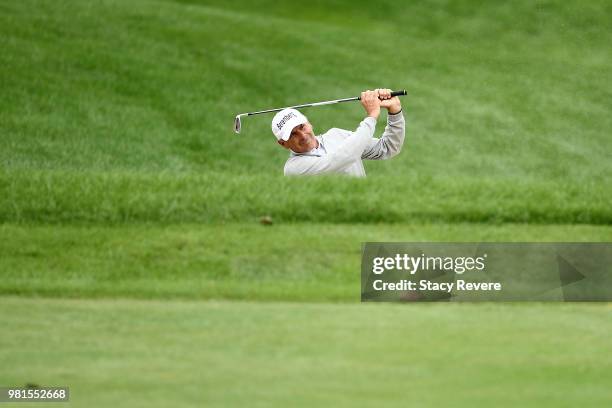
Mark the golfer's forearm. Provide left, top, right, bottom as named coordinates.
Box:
left=361, top=111, right=405, bottom=160
left=383, top=110, right=405, bottom=154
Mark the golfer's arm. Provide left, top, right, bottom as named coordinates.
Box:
left=361, top=111, right=405, bottom=160
left=285, top=117, right=376, bottom=175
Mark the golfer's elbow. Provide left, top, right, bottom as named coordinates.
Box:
left=383, top=132, right=406, bottom=159
left=391, top=133, right=406, bottom=158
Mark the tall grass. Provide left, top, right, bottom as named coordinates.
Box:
left=1, top=170, right=610, bottom=224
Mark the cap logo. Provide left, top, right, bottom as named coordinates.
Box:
left=276, top=112, right=297, bottom=130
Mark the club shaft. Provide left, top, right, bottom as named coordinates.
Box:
left=247, top=97, right=358, bottom=116
left=244, top=89, right=407, bottom=117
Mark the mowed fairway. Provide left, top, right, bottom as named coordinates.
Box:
left=2, top=298, right=612, bottom=407
left=1, top=0, right=611, bottom=406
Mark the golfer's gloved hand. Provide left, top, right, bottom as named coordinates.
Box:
left=360, top=90, right=381, bottom=119
left=376, top=88, right=402, bottom=115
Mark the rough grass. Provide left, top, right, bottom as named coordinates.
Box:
left=1, top=170, right=611, bottom=224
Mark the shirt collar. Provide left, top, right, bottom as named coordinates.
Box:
left=290, top=136, right=325, bottom=157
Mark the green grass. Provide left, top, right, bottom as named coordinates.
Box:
left=1, top=170, right=611, bottom=224
left=2, top=223, right=611, bottom=301
left=1, top=297, right=611, bottom=407
left=1, top=1, right=611, bottom=405
left=1, top=0, right=611, bottom=224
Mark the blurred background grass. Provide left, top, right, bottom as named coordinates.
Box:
left=1, top=0, right=610, bottom=214
left=1, top=0, right=611, bottom=406
left=0, top=1, right=612, bottom=182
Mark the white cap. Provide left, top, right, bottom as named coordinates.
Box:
left=271, top=108, right=308, bottom=141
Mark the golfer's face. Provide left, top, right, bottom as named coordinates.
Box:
left=287, top=122, right=315, bottom=152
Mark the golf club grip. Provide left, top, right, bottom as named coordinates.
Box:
left=356, top=89, right=407, bottom=100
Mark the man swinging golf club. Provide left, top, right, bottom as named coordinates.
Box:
left=271, top=89, right=405, bottom=176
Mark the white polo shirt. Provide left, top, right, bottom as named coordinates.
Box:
left=283, top=111, right=405, bottom=177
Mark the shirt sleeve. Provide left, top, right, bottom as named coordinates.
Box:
left=284, top=117, right=377, bottom=175
left=361, top=110, right=405, bottom=160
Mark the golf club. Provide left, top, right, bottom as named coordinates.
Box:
left=233, top=89, right=407, bottom=134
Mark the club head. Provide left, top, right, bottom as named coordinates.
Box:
left=233, top=115, right=242, bottom=134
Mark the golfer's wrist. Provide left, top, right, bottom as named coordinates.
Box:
left=388, top=105, right=402, bottom=115
left=366, top=108, right=380, bottom=119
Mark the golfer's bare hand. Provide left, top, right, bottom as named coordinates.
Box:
left=377, top=88, right=402, bottom=114
left=360, top=90, right=380, bottom=119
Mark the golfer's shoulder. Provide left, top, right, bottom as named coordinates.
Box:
left=322, top=127, right=352, bottom=140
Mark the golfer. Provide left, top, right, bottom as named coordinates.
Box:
left=271, top=89, right=405, bottom=176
